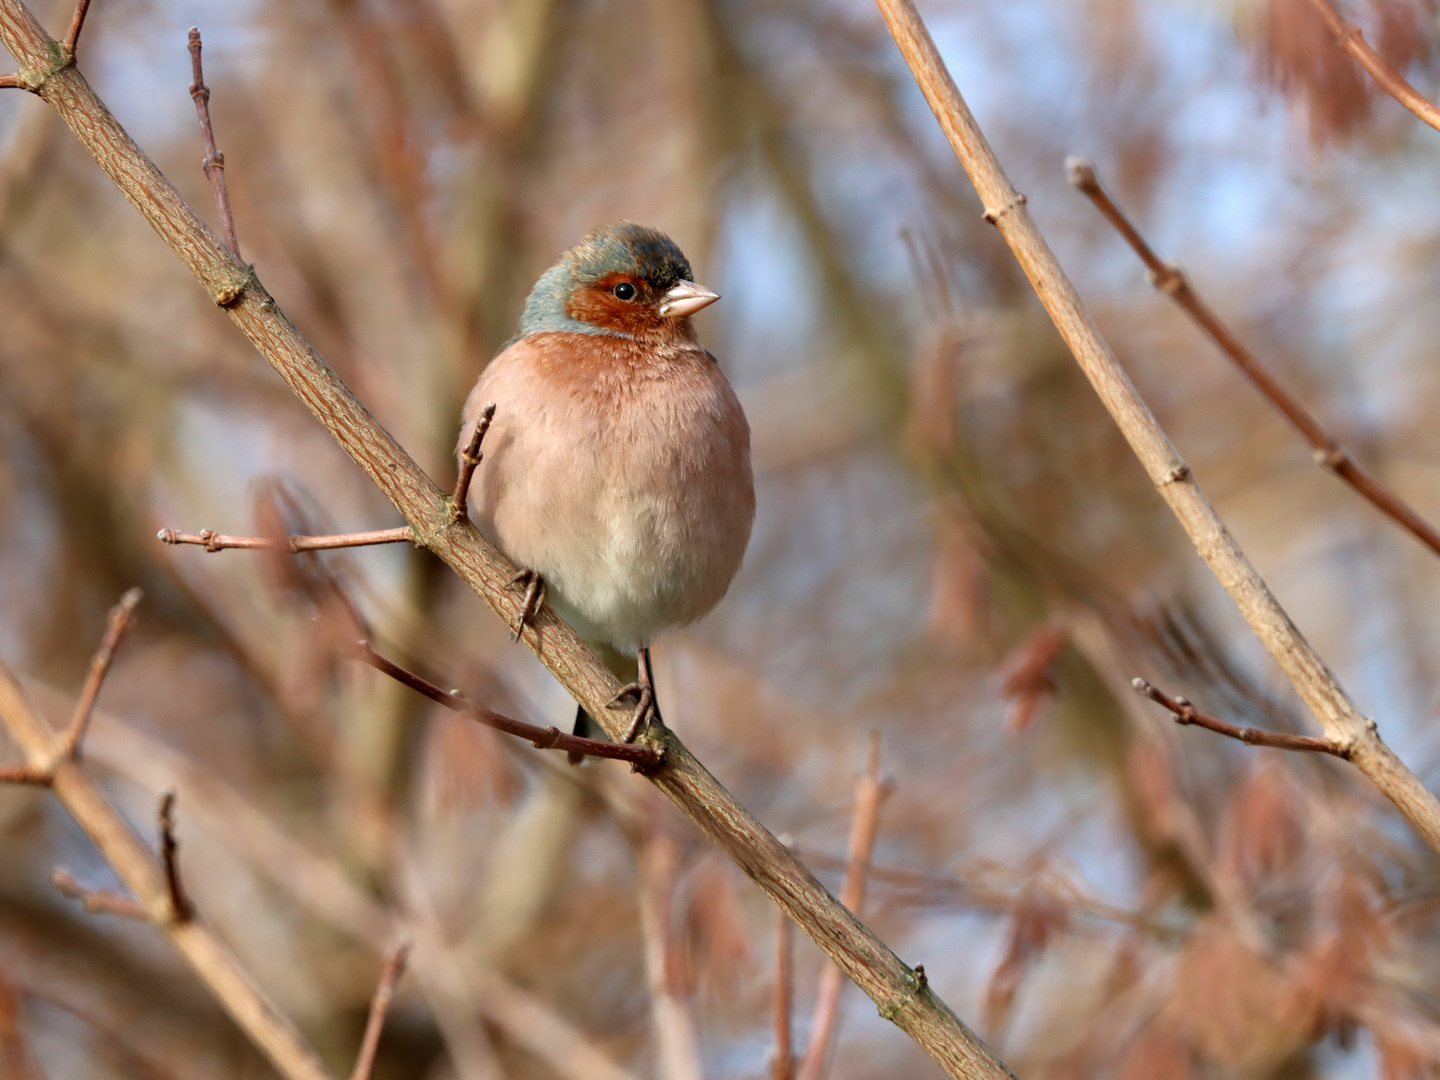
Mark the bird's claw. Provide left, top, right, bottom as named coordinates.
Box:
left=506, top=569, right=546, bottom=641
left=608, top=682, right=655, bottom=743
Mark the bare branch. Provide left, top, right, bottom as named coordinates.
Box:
left=350, top=942, right=410, bottom=1080
left=61, top=586, right=140, bottom=758
left=0, top=4, right=1012, bottom=1074
left=452, top=402, right=496, bottom=522
left=0, top=763, right=50, bottom=784
left=0, top=73, right=19, bottom=88
left=157, top=526, right=412, bottom=553
left=638, top=828, right=703, bottom=1080
left=356, top=640, right=663, bottom=770
left=51, top=867, right=147, bottom=920
left=772, top=883, right=795, bottom=1080
left=157, top=790, right=192, bottom=923
left=870, top=0, right=1440, bottom=857
left=1302, top=0, right=1440, bottom=134
left=1132, top=677, right=1351, bottom=759
left=797, top=733, right=889, bottom=1080
left=186, top=27, right=239, bottom=259
left=61, top=0, right=90, bottom=55
left=1066, top=157, right=1440, bottom=562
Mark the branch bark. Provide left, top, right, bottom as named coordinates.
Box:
left=0, top=4, right=1010, bottom=1077
left=1302, top=0, right=1440, bottom=134
left=871, top=0, right=1440, bottom=855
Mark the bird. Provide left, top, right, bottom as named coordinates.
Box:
left=457, top=222, right=755, bottom=759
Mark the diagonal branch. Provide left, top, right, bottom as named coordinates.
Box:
left=1302, top=0, right=1440, bottom=134
left=350, top=942, right=410, bottom=1080
left=62, top=586, right=140, bottom=758
left=1133, top=677, right=1351, bottom=759
left=61, top=0, right=90, bottom=55
left=871, top=0, right=1440, bottom=857
left=1066, top=157, right=1440, bottom=561
left=0, top=7, right=1006, bottom=1077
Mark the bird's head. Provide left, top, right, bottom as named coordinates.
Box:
left=519, top=223, right=719, bottom=344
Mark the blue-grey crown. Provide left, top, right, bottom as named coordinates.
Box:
left=519, top=223, right=693, bottom=339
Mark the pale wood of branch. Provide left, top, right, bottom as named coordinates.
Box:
left=0, top=663, right=336, bottom=1080
left=870, top=0, right=1440, bottom=855
left=0, top=5, right=1009, bottom=1076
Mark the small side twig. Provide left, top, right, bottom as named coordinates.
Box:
left=452, top=403, right=496, bottom=522
left=62, top=0, right=92, bottom=55
left=186, top=27, right=240, bottom=259
left=772, top=858, right=795, bottom=1080
left=50, top=868, right=147, bottom=920
left=158, top=790, right=192, bottom=922
left=796, top=733, right=890, bottom=1080
left=1302, top=0, right=1440, bottom=135
left=349, top=941, right=410, bottom=1080
left=1132, top=677, right=1351, bottom=759
left=1067, top=158, right=1440, bottom=562
left=62, top=587, right=141, bottom=758
left=0, top=74, right=20, bottom=89
left=0, top=763, right=50, bottom=784
left=355, top=641, right=664, bottom=770
left=158, top=526, right=412, bottom=553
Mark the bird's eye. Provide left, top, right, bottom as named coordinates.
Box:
left=612, top=281, right=637, bottom=301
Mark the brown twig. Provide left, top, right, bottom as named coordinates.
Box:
left=1066, top=157, right=1440, bottom=562
left=61, top=0, right=90, bottom=55
left=157, top=790, right=192, bottom=922
left=349, top=941, right=410, bottom=1080
left=772, top=884, right=795, bottom=1080
left=61, top=586, right=140, bottom=758
left=50, top=867, right=147, bottom=920
left=0, top=763, right=50, bottom=784
left=452, top=402, right=495, bottom=522
left=0, top=5, right=1012, bottom=1074
left=871, top=0, right=1440, bottom=859
left=1132, top=677, right=1351, bottom=759
left=1302, top=0, right=1440, bottom=134
left=797, top=733, right=889, bottom=1080
left=355, top=640, right=663, bottom=769
left=157, top=526, right=412, bottom=553
left=186, top=27, right=239, bottom=259
left=0, top=73, right=18, bottom=88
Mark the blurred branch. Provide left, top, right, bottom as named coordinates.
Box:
left=187, top=27, right=240, bottom=259
left=0, top=647, right=338, bottom=1080
left=61, top=586, right=139, bottom=758
left=1302, top=0, right=1440, bottom=133
left=1066, top=157, right=1440, bottom=562
left=1133, top=677, right=1351, bottom=759
left=638, top=827, right=704, bottom=1080
left=50, top=868, right=147, bottom=920
left=349, top=942, right=409, bottom=1080
left=0, top=974, right=41, bottom=1080
left=772, top=901, right=794, bottom=1080
left=357, top=639, right=663, bottom=768
left=871, top=0, right=1440, bottom=855
left=0, top=5, right=1012, bottom=1075
left=797, top=733, right=889, bottom=1080
left=157, top=790, right=193, bottom=922
left=158, top=526, right=412, bottom=552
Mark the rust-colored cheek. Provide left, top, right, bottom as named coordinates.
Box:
left=565, top=281, right=669, bottom=338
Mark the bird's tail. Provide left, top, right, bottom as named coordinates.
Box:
left=567, top=646, right=638, bottom=765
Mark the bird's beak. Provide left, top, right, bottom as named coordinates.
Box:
left=659, top=280, right=720, bottom=319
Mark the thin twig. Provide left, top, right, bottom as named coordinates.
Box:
left=870, top=0, right=1440, bottom=859
left=0, top=661, right=337, bottom=1080
left=61, top=0, right=90, bottom=55
left=350, top=942, right=410, bottom=1080
left=772, top=890, right=795, bottom=1080
left=452, top=402, right=496, bottom=522
left=797, top=733, right=888, bottom=1080
left=186, top=27, right=240, bottom=259
left=0, top=5, right=1013, bottom=1073
left=157, top=790, right=192, bottom=922
left=1302, top=0, right=1440, bottom=134
left=1066, top=157, right=1440, bottom=562
left=1132, top=677, right=1351, bottom=759
left=51, top=867, right=147, bottom=920
left=0, top=73, right=18, bottom=88
left=62, top=586, right=140, bottom=758
left=0, top=763, right=50, bottom=784
left=158, top=526, right=412, bottom=553
left=355, top=640, right=664, bottom=770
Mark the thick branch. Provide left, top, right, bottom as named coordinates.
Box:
left=1132, top=677, right=1351, bottom=759
left=0, top=659, right=337, bottom=1080
left=1303, top=0, right=1440, bottom=134
left=356, top=640, right=663, bottom=769
left=158, top=526, right=412, bottom=552
left=1066, top=157, right=1440, bottom=562
left=871, top=0, right=1440, bottom=856
left=0, top=6, right=1012, bottom=1076
left=797, top=734, right=888, bottom=1080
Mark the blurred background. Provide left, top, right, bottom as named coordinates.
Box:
left=4, top=0, right=1440, bottom=1076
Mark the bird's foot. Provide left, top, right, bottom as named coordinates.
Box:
left=607, top=645, right=661, bottom=743
left=506, top=569, right=546, bottom=641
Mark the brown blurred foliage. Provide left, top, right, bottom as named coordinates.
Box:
left=5, top=0, right=1440, bottom=1077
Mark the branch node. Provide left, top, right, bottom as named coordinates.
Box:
left=1063, top=156, right=1097, bottom=193
left=1161, top=464, right=1191, bottom=486
left=1146, top=262, right=1186, bottom=296
left=981, top=193, right=1027, bottom=226
left=1312, top=445, right=1348, bottom=470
